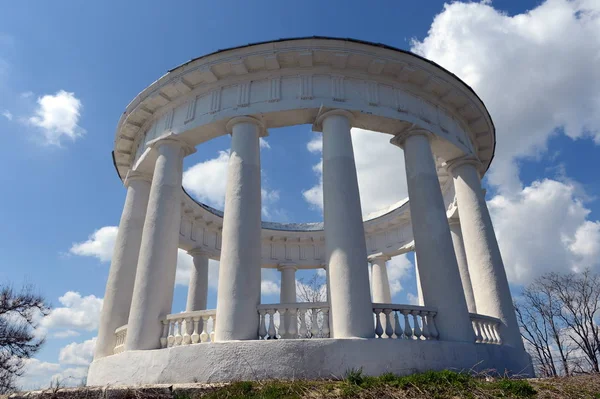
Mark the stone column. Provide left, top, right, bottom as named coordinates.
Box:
left=186, top=249, right=209, bottom=312
left=125, top=134, right=195, bottom=351
left=278, top=264, right=297, bottom=338
left=94, top=171, right=150, bottom=359
left=370, top=256, right=392, bottom=304
left=449, top=217, right=477, bottom=313
left=315, top=109, right=373, bottom=338
left=447, top=157, right=523, bottom=349
left=215, top=116, right=263, bottom=341
left=391, top=130, right=473, bottom=342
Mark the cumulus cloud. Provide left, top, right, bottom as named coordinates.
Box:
left=58, top=338, right=96, bottom=366
left=2, top=109, right=12, bottom=120
left=69, top=226, right=117, bottom=262
left=303, top=129, right=408, bottom=216
left=41, top=292, right=103, bottom=333
left=28, top=90, right=85, bottom=146
left=489, top=178, right=600, bottom=285
left=387, top=254, right=414, bottom=296
left=411, top=0, right=600, bottom=193
left=18, top=358, right=61, bottom=390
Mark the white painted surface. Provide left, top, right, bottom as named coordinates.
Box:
left=94, top=172, right=151, bottom=359
left=449, top=218, right=477, bottom=313
left=415, top=255, right=424, bottom=306
left=126, top=136, right=194, bottom=350
left=215, top=117, right=262, bottom=341
left=278, top=264, right=297, bottom=338
left=370, top=256, right=392, bottom=303
left=186, top=250, right=209, bottom=312
left=319, top=110, right=374, bottom=338
left=393, top=131, right=473, bottom=343
left=88, top=339, right=534, bottom=386
left=449, top=159, right=523, bottom=349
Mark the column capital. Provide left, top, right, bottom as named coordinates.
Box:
left=226, top=116, right=268, bottom=137
left=124, top=170, right=151, bottom=187
left=147, top=132, right=196, bottom=156
left=369, top=255, right=391, bottom=264
left=313, top=109, right=354, bottom=132
left=444, top=155, right=482, bottom=176
left=277, top=263, right=298, bottom=272
left=187, top=248, right=209, bottom=258
left=389, top=128, right=433, bottom=149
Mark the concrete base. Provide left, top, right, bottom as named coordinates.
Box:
left=87, top=339, right=533, bottom=386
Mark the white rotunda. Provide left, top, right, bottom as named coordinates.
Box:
left=87, top=37, right=533, bottom=385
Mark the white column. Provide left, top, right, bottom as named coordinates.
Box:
left=391, top=130, right=473, bottom=342
left=447, top=157, right=523, bottom=349
left=186, top=249, right=209, bottom=312
left=215, top=116, right=263, bottom=341
left=370, top=256, right=392, bottom=304
left=94, top=171, right=150, bottom=359
left=125, top=134, right=195, bottom=351
left=414, top=253, right=424, bottom=306
left=279, top=264, right=297, bottom=338
left=449, top=218, right=477, bottom=313
left=316, top=109, right=373, bottom=338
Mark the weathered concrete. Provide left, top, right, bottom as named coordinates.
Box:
left=185, top=249, right=209, bottom=312
left=88, top=339, right=534, bottom=386
left=370, top=256, right=392, bottom=303
left=449, top=218, right=477, bottom=314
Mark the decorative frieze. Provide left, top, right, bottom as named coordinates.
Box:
left=237, top=82, right=250, bottom=107
left=299, top=75, right=313, bottom=100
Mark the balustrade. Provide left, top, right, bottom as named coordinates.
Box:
left=257, top=302, right=330, bottom=340
left=470, top=313, right=502, bottom=344
left=372, top=304, right=438, bottom=340
left=161, top=309, right=216, bottom=348
left=113, top=325, right=127, bottom=354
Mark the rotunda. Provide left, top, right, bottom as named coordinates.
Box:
left=87, top=37, right=533, bottom=385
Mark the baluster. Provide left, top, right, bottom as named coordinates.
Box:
left=160, top=320, right=169, bottom=348
left=310, top=309, right=319, bottom=338
left=287, top=308, right=298, bottom=339
left=167, top=320, right=175, bottom=347
left=200, top=315, right=210, bottom=343
left=393, top=310, right=402, bottom=339
left=411, top=311, right=422, bottom=340
left=488, top=322, right=498, bottom=344
left=483, top=322, right=493, bottom=343
left=267, top=309, right=276, bottom=339
left=473, top=320, right=483, bottom=343
left=210, top=316, right=216, bottom=342
left=298, top=309, right=308, bottom=338
left=183, top=317, right=192, bottom=345
left=322, top=308, right=330, bottom=338
left=421, top=312, right=431, bottom=340
left=493, top=322, right=502, bottom=345
left=258, top=310, right=267, bottom=340
left=174, top=320, right=183, bottom=346
left=427, top=312, right=439, bottom=340
left=383, top=309, right=394, bottom=338
left=374, top=308, right=384, bottom=338
left=402, top=310, right=412, bottom=339
left=278, top=308, right=286, bottom=339
left=191, top=317, right=200, bottom=344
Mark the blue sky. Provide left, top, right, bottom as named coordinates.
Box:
left=1, top=0, right=599, bottom=388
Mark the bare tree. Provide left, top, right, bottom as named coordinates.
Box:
left=0, top=285, right=49, bottom=393
left=296, top=272, right=327, bottom=338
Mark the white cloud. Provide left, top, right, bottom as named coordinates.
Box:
left=69, top=226, right=117, bottom=262
left=183, top=150, right=230, bottom=208
left=259, top=137, right=271, bottom=149
left=387, top=254, right=414, bottom=296
left=411, top=0, right=600, bottom=193
left=261, top=280, right=280, bottom=296
left=488, top=178, right=600, bottom=285
left=58, top=338, right=96, bottom=366
left=42, top=292, right=103, bottom=333
left=18, top=358, right=61, bottom=390
left=2, top=109, right=12, bottom=120
left=303, top=129, right=408, bottom=216
left=52, top=329, right=80, bottom=339
left=28, top=90, right=85, bottom=146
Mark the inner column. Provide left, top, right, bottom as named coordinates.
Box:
left=317, top=109, right=374, bottom=338
left=214, top=116, right=263, bottom=341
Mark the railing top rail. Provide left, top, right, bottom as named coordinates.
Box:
left=115, top=324, right=128, bottom=334
left=469, top=313, right=502, bottom=323
left=257, top=302, right=329, bottom=311
left=166, top=309, right=217, bottom=320
left=372, top=303, right=437, bottom=313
